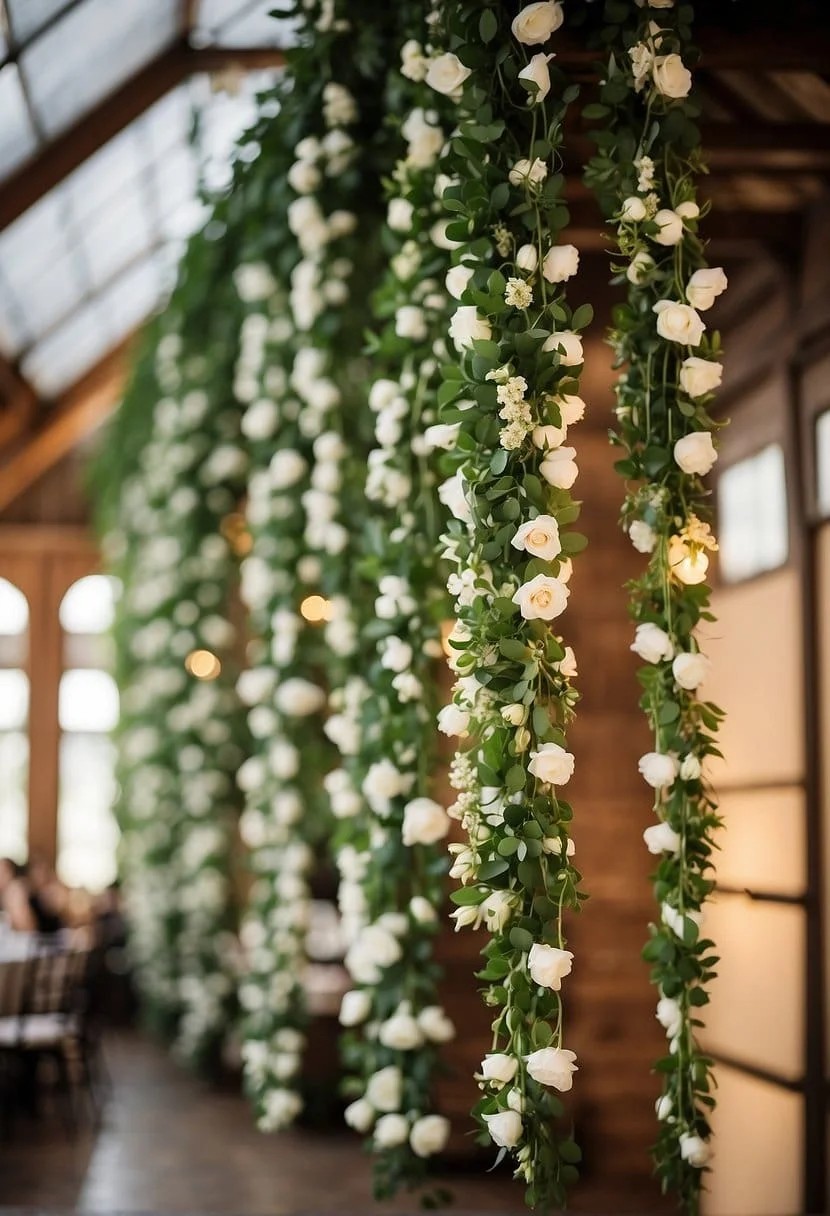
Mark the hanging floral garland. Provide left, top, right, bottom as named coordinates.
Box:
left=233, top=0, right=397, bottom=1130
left=106, top=233, right=250, bottom=1068
left=332, top=6, right=459, bottom=1199
left=425, top=2, right=590, bottom=1206
left=584, top=3, right=725, bottom=1207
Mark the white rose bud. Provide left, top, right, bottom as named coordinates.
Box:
left=539, top=446, right=579, bottom=488
left=525, top=1046, right=578, bottom=1091
left=424, top=422, right=461, bottom=451
left=653, top=299, right=706, bottom=346
left=653, top=53, right=692, bottom=99
left=627, top=249, right=655, bottom=285
left=680, top=754, right=702, bottom=781
left=528, top=741, right=575, bottom=786
left=365, top=1065, right=402, bottom=1112
left=679, top=356, right=723, bottom=398
left=501, top=702, right=527, bottom=726
left=679, top=1133, right=712, bottom=1168
left=621, top=196, right=647, bottom=222
left=425, top=52, right=472, bottom=98
left=686, top=267, right=728, bottom=311
left=542, top=243, right=580, bottom=283
left=508, top=157, right=548, bottom=188
left=287, top=160, right=321, bottom=194
left=512, top=574, right=570, bottom=621
left=410, top=1114, right=450, bottom=1158
left=528, top=942, right=574, bottom=990
left=629, top=520, right=658, bottom=553
left=339, top=989, right=371, bottom=1027
left=676, top=200, right=700, bottom=220
left=674, top=431, right=717, bottom=476
left=484, top=1109, right=523, bottom=1148
left=516, top=243, right=539, bottom=272
left=344, top=1098, right=375, bottom=1133
left=409, top=895, right=437, bottom=924
left=402, top=797, right=450, bottom=846
left=643, top=822, right=681, bottom=856
left=511, top=514, right=562, bottom=560
left=672, top=651, right=711, bottom=690
left=445, top=264, right=474, bottom=300
left=656, top=1094, right=673, bottom=1120
left=656, top=996, right=683, bottom=1038
left=481, top=1053, right=519, bottom=1087
left=517, top=52, right=555, bottom=103
left=652, top=209, right=685, bottom=246
left=631, top=622, right=674, bottom=664
left=387, top=197, right=414, bottom=232
left=395, top=305, right=428, bottom=341
left=449, top=305, right=492, bottom=351
left=418, top=1006, right=455, bottom=1043
left=374, top=1113, right=410, bottom=1148
left=638, top=752, right=679, bottom=790
left=532, top=422, right=566, bottom=450
left=511, top=2, right=564, bottom=45
left=379, top=1010, right=424, bottom=1050
left=437, top=702, right=470, bottom=737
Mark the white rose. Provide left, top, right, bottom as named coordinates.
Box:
left=528, top=742, right=574, bottom=785
left=511, top=1, right=564, bottom=44
left=402, top=797, right=450, bottom=846
left=653, top=299, right=706, bottom=346
left=481, top=1053, right=519, bottom=1086
left=679, top=356, right=722, bottom=398
left=380, top=636, right=412, bottom=673
left=516, top=243, right=539, bottom=272
left=629, top=520, right=657, bottom=553
left=631, top=622, right=674, bottom=664
left=663, top=902, right=702, bottom=940
left=438, top=471, right=472, bottom=525
left=656, top=1094, right=673, bottom=1120
left=449, top=305, right=492, bottom=350
left=425, top=52, right=472, bottom=98
left=643, top=822, right=681, bottom=855
left=410, top=895, right=438, bottom=924
left=672, top=651, right=711, bottom=690
left=242, top=399, right=278, bottom=440
left=443, top=265, right=473, bottom=303
left=410, top=1114, right=450, bottom=1158
left=679, top=1133, right=712, bottom=1168
left=638, top=752, right=679, bottom=790
left=512, top=573, right=569, bottom=621
left=269, top=449, right=307, bottom=489
left=431, top=219, right=463, bottom=250
left=346, top=926, right=402, bottom=984
left=511, top=514, right=561, bottom=560
left=542, top=244, right=579, bottom=283
left=374, top=1113, right=409, bottom=1148
left=542, top=330, right=583, bottom=365
left=484, top=1109, right=523, bottom=1149
left=686, top=267, right=728, bottom=311
left=274, top=678, right=326, bottom=716
left=539, top=446, right=578, bottom=488
left=396, top=306, right=427, bottom=341
left=369, top=379, right=399, bottom=412
left=339, top=989, right=371, bottom=1027
left=418, top=1006, right=455, bottom=1042
left=400, top=38, right=428, bottom=82
left=344, top=1098, right=375, bottom=1133
left=528, top=942, right=574, bottom=990
left=508, top=157, right=548, bottom=188
left=652, top=209, right=685, bottom=246
left=680, top=753, right=702, bottom=780
left=379, top=1010, right=424, bottom=1050
left=481, top=890, right=519, bottom=933
left=387, top=197, right=414, bottom=232
left=674, top=431, right=717, bottom=475
left=424, top=422, right=461, bottom=451
left=403, top=109, right=444, bottom=168
left=525, top=1046, right=578, bottom=1091
left=365, top=1065, right=402, bottom=1111
left=653, top=53, right=692, bottom=99
left=437, top=702, right=470, bottom=737
left=517, top=52, right=554, bottom=103
left=621, top=196, right=647, bottom=222
left=287, top=160, right=321, bottom=194
left=656, top=996, right=682, bottom=1038
left=627, top=249, right=655, bottom=284
left=328, top=209, right=357, bottom=238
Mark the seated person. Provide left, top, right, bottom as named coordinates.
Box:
left=0, top=857, right=37, bottom=932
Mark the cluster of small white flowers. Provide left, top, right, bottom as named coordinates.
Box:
left=496, top=373, right=533, bottom=450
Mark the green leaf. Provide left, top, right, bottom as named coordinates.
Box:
left=499, top=638, right=528, bottom=662
left=479, top=8, right=498, bottom=43
left=559, top=531, right=588, bottom=555
left=571, top=303, right=594, bottom=330
left=506, top=764, right=526, bottom=793
left=509, top=926, right=534, bottom=952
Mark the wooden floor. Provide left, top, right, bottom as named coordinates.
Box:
left=0, top=1034, right=669, bottom=1214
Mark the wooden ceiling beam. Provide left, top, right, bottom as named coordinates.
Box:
left=0, top=42, right=285, bottom=234
left=553, top=28, right=830, bottom=73
left=0, top=339, right=132, bottom=513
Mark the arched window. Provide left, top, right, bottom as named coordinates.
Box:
left=0, top=578, right=29, bottom=863
left=57, top=575, right=121, bottom=891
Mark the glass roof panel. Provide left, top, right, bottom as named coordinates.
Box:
left=13, top=247, right=87, bottom=342
left=81, top=189, right=154, bottom=290
left=137, top=86, right=193, bottom=161
left=64, top=124, right=147, bottom=227
left=6, top=0, right=74, bottom=46
left=95, top=253, right=165, bottom=338
left=0, top=63, right=39, bottom=178
left=218, top=3, right=292, bottom=48
left=193, top=0, right=253, bottom=43
left=21, top=297, right=111, bottom=397
left=0, top=188, right=70, bottom=297
left=20, top=0, right=180, bottom=138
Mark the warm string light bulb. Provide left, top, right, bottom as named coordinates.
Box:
left=185, top=649, right=222, bottom=680
left=220, top=512, right=253, bottom=556
left=300, top=595, right=332, bottom=623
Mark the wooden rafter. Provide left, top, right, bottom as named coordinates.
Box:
left=0, top=339, right=133, bottom=512
left=180, top=0, right=200, bottom=37
left=0, top=41, right=286, bottom=233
